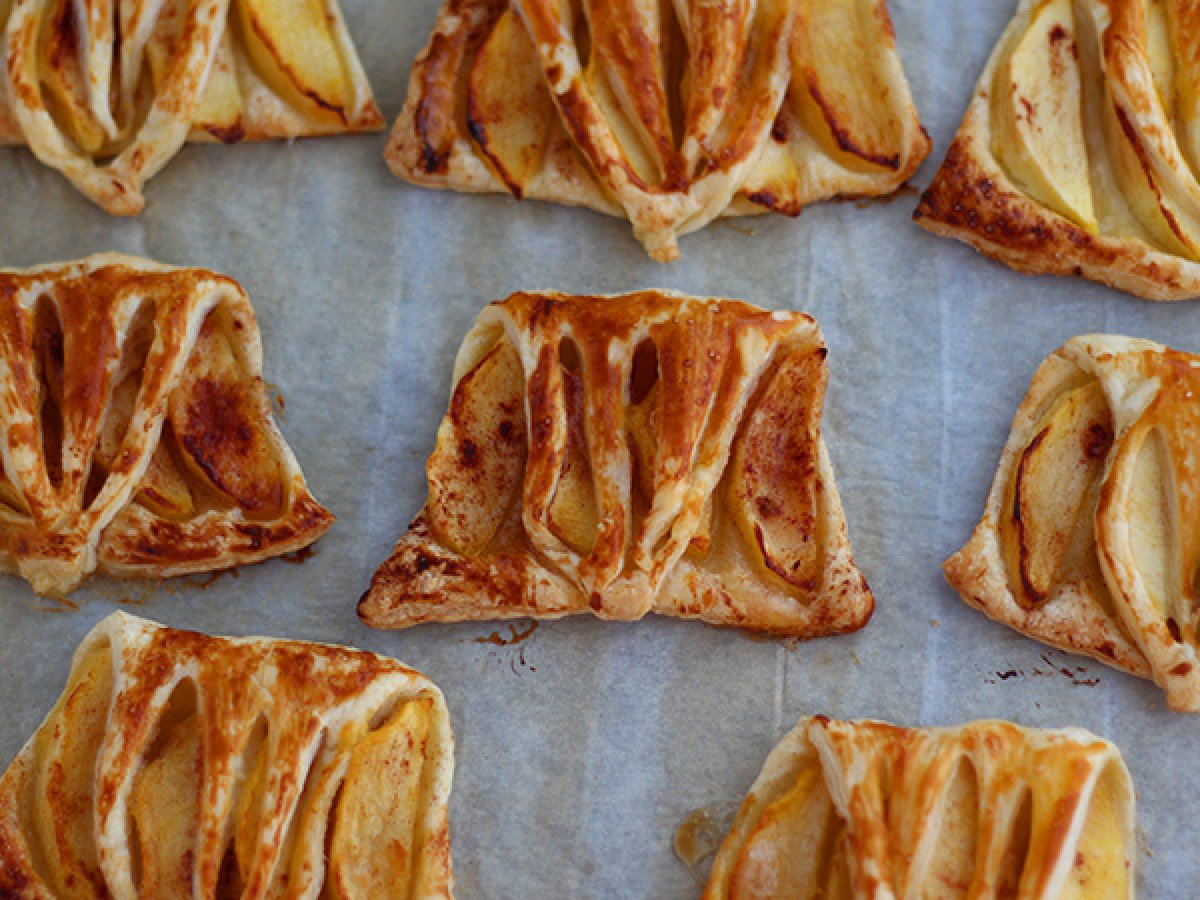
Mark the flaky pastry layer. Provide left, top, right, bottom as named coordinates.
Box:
left=0, top=0, right=382, bottom=214
left=704, top=716, right=1136, bottom=899
left=360, top=289, right=873, bottom=637
left=0, top=254, right=333, bottom=598
left=916, top=0, right=1200, bottom=301
left=0, top=612, right=455, bottom=899
left=946, top=334, right=1200, bottom=711
left=386, top=0, right=929, bottom=261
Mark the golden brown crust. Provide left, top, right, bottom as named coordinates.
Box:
left=915, top=0, right=1200, bottom=301
left=946, top=334, right=1200, bottom=711
left=703, top=717, right=1136, bottom=898
left=0, top=0, right=382, bottom=214
left=359, top=289, right=873, bottom=637
left=0, top=254, right=333, bottom=598
left=0, top=612, right=455, bottom=899
left=386, top=0, right=930, bottom=261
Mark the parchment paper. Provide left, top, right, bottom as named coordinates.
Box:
left=1, top=0, right=1196, bottom=895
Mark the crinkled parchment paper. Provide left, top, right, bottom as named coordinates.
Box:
left=1, top=0, right=1197, bottom=895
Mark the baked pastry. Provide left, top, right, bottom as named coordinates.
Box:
left=360, top=290, right=873, bottom=636
left=386, top=0, right=930, bottom=262
left=0, top=254, right=333, bottom=598
left=0, top=0, right=382, bottom=215
left=704, top=716, right=1135, bottom=898
left=0, top=611, right=455, bottom=898
left=916, top=0, right=1200, bottom=301
left=945, top=334, right=1200, bottom=711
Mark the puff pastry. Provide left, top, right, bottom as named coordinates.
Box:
left=944, top=334, right=1200, bottom=711
left=915, top=0, right=1200, bottom=301
left=0, top=611, right=455, bottom=899
left=0, top=254, right=333, bottom=598
left=703, top=716, right=1136, bottom=899
left=360, top=290, right=874, bottom=636
left=385, top=0, right=930, bottom=262
left=0, top=0, right=382, bottom=215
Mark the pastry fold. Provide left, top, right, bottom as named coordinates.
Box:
left=385, top=0, right=930, bottom=262
left=916, top=0, right=1200, bottom=301
left=0, top=0, right=382, bottom=215
left=0, top=254, right=333, bottom=598
left=704, top=716, right=1136, bottom=899
left=0, top=611, right=455, bottom=899
left=945, top=334, right=1200, bottom=711
left=360, top=289, right=873, bottom=636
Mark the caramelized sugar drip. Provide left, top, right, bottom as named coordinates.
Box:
left=704, top=718, right=1136, bottom=899
left=0, top=0, right=382, bottom=214
left=390, top=0, right=930, bottom=259
left=0, top=255, right=332, bottom=598
left=0, top=613, right=456, bottom=899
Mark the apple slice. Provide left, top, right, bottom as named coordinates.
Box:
left=918, top=757, right=978, bottom=898
left=547, top=363, right=598, bottom=555
left=233, top=0, right=350, bottom=123
left=427, top=338, right=526, bottom=556
left=992, top=0, right=1096, bottom=230
left=38, top=0, right=108, bottom=154
left=1002, top=380, right=1112, bottom=607
left=329, top=699, right=431, bottom=898
left=129, top=714, right=201, bottom=896
left=1125, top=426, right=1180, bottom=625
left=167, top=315, right=283, bottom=514
left=1168, top=0, right=1200, bottom=173
left=1061, top=762, right=1133, bottom=898
left=626, top=379, right=658, bottom=503
left=30, top=638, right=112, bottom=899
left=728, top=348, right=826, bottom=590
left=194, top=29, right=245, bottom=136
left=466, top=7, right=557, bottom=198
left=96, top=371, right=195, bottom=519
left=728, top=761, right=840, bottom=899
left=790, top=0, right=902, bottom=170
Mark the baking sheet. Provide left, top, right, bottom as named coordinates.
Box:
left=1, top=0, right=1197, bottom=895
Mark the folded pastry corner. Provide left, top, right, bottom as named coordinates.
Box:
left=0, top=0, right=383, bottom=215
left=0, top=254, right=333, bottom=598
left=915, top=0, right=1200, bottom=301
left=703, top=716, right=1136, bottom=898
left=386, top=0, right=930, bottom=261
left=0, top=611, right=455, bottom=899
left=360, top=290, right=873, bottom=637
left=946, top=334, right=1200, bottom=711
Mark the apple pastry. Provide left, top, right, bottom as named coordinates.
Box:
left=945, top=334, right=1200, bottom=712
left=0, top=0, right=382, bottom=215
left=703, top=716, right=1136, bottom=898
left=916, top=0, right=1200, bottom=301
left=360, top=290, right=874, bottom=636
left=0, top=254, right=334, bottom=598
left=0, top=611, right=455, bottom=898
left=386, top=0, right=930, bottom=262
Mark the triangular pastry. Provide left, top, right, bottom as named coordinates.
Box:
left=360, top=290, right=874, bottom=636
left=0, top=0, right=382, bottom=215
left=0, top=611, right=455, bottom=899
left=385, top=0, right=930, bottom=262
left=945, top=334, right=1200, bottom=711
left=916, top=0, right=1200, bottom=301
left=0, top=254, right=334, bottom=598
left=703, top=716, right=1136, bottom=898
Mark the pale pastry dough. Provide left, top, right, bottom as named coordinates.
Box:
left=0, top=254, right=333, bottom=598
left=916, top=0, right=1200, bottom=301
left=0, top=0, right=382, bottom=215
left=704, top=716, right=1136, bottom=899
left=385, top=0, right=930, bottom=262
left=945, top=334, right=1200, bottom=711
left=0, top=611, right=455, bottom=899
left=360, top=290, right=874, bottom=636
